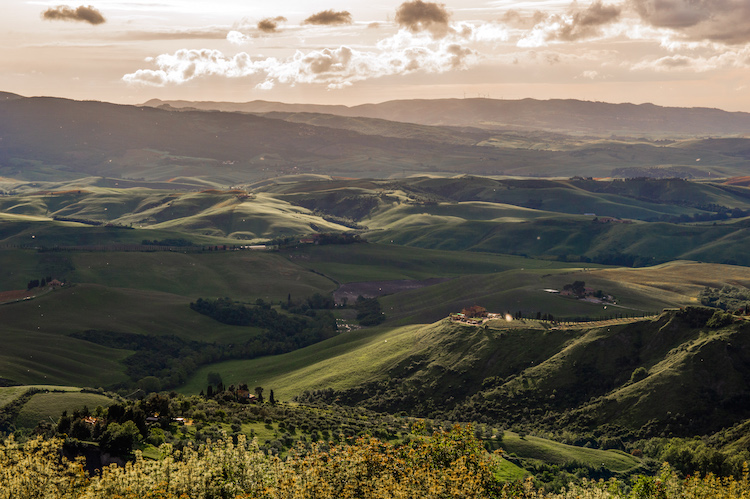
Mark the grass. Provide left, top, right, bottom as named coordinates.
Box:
left=65, top=250, right=336, bottom=301
left=364, top=215, right=750, bottom=267
left=494, top=457, right=529, bottom=482
left=379, top=267, right=678, bottom=325
left=0, top=187, right=353, bottom=241
left=0, top=284, right=269, bottom=343
left=0, top=216, right=242, bottom=248
left=0, top=385, right=81, bottom=408
left=287, top=243, right=585, bottom=283
left=502, top=431, right=641, bottom=473
left=14, top=391, right=115, bottom=428
left=0, top=386, right=33, bottom=408
left=180, top=324, right=424, bottom=399
left=241, top=421, right=281, bottom=444
left=0, top=326, right=132, bottom=387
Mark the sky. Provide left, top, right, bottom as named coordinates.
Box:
left=2, top=0, right=750, bottom=110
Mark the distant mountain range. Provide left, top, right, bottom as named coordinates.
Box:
left=2, top=92, right=750, bottom=184
left=143, top=97, right=750, bottom=136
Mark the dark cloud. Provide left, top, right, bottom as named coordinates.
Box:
left=395, top=0, right=451, bottom=37
left=445, top=44, right=473, bottom=68
left=659, top=55, right=691, bottom=67
left=550, top=1, right=622, bottom=41
left=501, top=10, right=546, bottom=29
left=303, top=10, right=353, bottom=26
left=630, top=0, right=712, bottom=29
left=630, top=0, right=750, bottom=44
left=257, top=16, right=287, bottom=33
left=42, top=5, right=106, bottom=25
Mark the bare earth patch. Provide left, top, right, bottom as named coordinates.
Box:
left=0, top=286, right=55, bottom=305
left=0, top=289, right=37, bottom=304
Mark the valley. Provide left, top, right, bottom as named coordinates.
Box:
left=2, top=94, right=750, bottom=494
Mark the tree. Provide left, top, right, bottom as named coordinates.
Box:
left=563, top=280, right=587, bottom=298
left=269, top=389, right=276, bottom=405
left=355, top=296, right=386, bottom=326
left=630, top=367, right=648, bottom=383
left=100, top=421, right=141, bottom=456
left=137, top=376, right=161, bottom=393
left=462, top=305, right=487, bottom=318
left=255, top=386, right=264, bottom=404
left=207, top=372, right=223, bottom=388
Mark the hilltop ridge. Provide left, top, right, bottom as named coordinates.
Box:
left=143, top=97, right=750, bottom=136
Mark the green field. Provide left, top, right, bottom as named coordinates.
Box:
left=180, top=323, right=420, bottom=399
left=0, top=385, right=82, bottom=409
left=379, top=267, right=679, bottom=324
left=502, top=432, right=641, bottom=473
left=15, top=391, right=115, bottom=428
left=287, top=243, right=585, bottom=283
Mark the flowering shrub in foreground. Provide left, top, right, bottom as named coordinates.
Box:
left=0, top=424, right=502, bottom=499
left=2, top=427, right=748, bottom=499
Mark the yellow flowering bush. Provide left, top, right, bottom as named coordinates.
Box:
left=0, top=425, right=502, bottom=499
left=2, top=429, right=748, bottom=499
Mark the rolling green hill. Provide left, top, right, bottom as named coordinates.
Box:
left=2, top=172, right=750, bottom=468
left=205, top=308, right=750, bottom=439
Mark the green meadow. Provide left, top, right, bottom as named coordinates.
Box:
left=15, top=391, right=115, bottom=429
left=502, top=432, right=641, bottom=472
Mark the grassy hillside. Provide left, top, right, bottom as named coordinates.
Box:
left=15, top=391, right=114, bottom=429
left=4, top=177, right=750, bottom=268
left=502, top=431, right=640, bottom=472
left=188, top=305, right=750, bottom=440
left=378, top=267, right=683, bottom=325
left=180, top=323, right=421, bottom=398
left=0, top=186, right=352, bottom=241
left=286, top=243, right=582, bottom=283
left=365, top=217, right=750, bottom=266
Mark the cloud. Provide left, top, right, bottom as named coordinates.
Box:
left=117, top=27, right=229, bottom=41
left=257, top=16, right=287, bottom=33
left=500, top=10, right=546, bottom=29
left=42, top=5, right=106, bottom=25
left=517, top=1, right=622, bottom=47
left=631, top=45, right=750, bottom=72
left=302, top=10, right=353, bottom=26
left=630, top=0, right=750, bottom=44
left=123, top=49, right=278, bottom=86
left=630, top=0, right=711, bottom=29
left=580, top=69, right=601, bottom=79
left=452, top=22, right=509, bottom=43
left=123, top=30, right=478, bottom=90
left=227, top=31, right=251, bottom=45
left=554, top=1, right=621, bottom=41
left=395, top=0, right=451, bottom=37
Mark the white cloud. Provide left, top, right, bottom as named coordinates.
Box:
left=226, top=30, right=252, bottom=45
left=452, top=21, right=509, bottom=43
left=631, top=46, right=750, bottom=72
left=255, top=80, right=275, bottom=90
left=123, top=28, right=480, bottom=89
